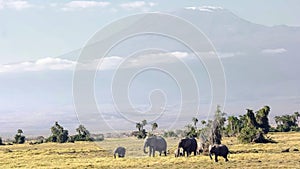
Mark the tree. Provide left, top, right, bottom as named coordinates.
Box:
left=210, top=105, right=226, bottom=144
left=275, top=112, right=300, bottom=132
left=225, top=116, right=242, bottom=137
left=136, top=123, right=142, bottom=131
left=134, top=120, right=148, bottom=139
left=17, top=129, right=23, bottom=135
left=141, top=120, right=147, bottom=128
left=184, top=124, right=197, bottom=137
left=255, top=106, right=271, bottom=134
left=73, top=124, right=92, bottom=141
left=238, top=107, right=273, bottom=143
left=192, top=117, right=198, bottom=128
left=151, top=122, right=158, bottom=131
left=48, top=122, right=69, bottom=143
left=14, top=129, right=25, bottom=144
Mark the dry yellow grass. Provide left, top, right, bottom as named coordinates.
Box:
left=1, top=132, right=300, bottom=169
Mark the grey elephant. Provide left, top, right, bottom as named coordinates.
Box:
left=144, top=136, right=167, bottom=157
left=114, top=146, right=126, bottom=158
left=209, top=144, right=229, bottom=162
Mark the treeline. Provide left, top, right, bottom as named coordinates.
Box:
left=161, top=106, right=300, bottom=144
left=0, top=122, right=104, bottom=145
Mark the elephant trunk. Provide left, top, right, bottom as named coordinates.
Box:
left=176, top=148, right=180, bottom=157
left=143, top=144, right=148, bottom=154
left=209, top=152, right=212, bottom=160
left=209, top=145, right=213, bottom=160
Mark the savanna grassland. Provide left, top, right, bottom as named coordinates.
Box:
left=1, top=132, right=300, bottom=169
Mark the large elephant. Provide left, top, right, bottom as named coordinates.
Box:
left=177, top=138, right=198, bottom=157
left=209, top=144, right=229, bottom=162
left=114, top=146, right=126, bottom=158
left=143, top=136, right=167, bottom=157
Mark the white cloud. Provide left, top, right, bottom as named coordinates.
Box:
left=170, top=51, right=189, bottom=59
left=0, top=50, right=241, bottom=73
left=185, top=6, right=223, bottom=12
left=0, top=56, right=125, bottom=73
left=261, top=48, right=287, bottom=54
left=120, top=1, right=157, bottom=10
left=0, top=0, right=32, bottom=10
left=62, top=1, right=110, bottom=11
left=0, top=57, right=76, bottom=73
left=79, top=56, right=124, bottom=71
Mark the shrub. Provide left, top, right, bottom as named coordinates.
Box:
left=0, top=137, right=3, bottom=145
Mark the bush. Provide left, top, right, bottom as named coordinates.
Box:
left=0, top=137, right=3, bottom=145
left=91, top=134, right=104, bottom=141
left=48, top=122, right=69, bottom=143
left=238, top=126, right=259, bottom=143
left=14, top=135, right=25, bottom=144
left=163, top=130, right=178, bottom=138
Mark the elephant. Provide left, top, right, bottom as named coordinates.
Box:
left=209, top=144, right=229, bottom=162
left=143, top=136, right=167, bottom=157
left=114, top=146, right=126, bottom=158
left=177, top=138, right=198, bottom=157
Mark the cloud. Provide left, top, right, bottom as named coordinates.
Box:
left=0, top=57, right=76, bottom=73
left=62, top=1, right=110, bottom=11
left=0, top=50, right=241, bottom=73
left=78, top=56, right=124, bottom=71
left=0, top=56, right=125, bottom=73
left=184, top=6, right=223, bottom=12
left=120, top=1, right=157, bottom=10
left=261, top=48, right=287, bottom=54
left=0, top=0, right=32, bottom=10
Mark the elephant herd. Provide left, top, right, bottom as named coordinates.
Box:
left=113, top=135, right=229, bottom=162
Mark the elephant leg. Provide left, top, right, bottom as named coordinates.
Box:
left=194, top=150, right=197, bottom=156
left=183, top=151, right=185, bottom=157
left=149, top=148, right=152, bottom=157
left=153, top=149, right=156, bottom=157
left=164, top=151, right=167, bottom=156
left=215, top=155, right=218, bottom=162
left=224, top=155, right=228, bottom=162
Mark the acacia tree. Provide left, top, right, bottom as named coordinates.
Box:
left=134, top=120, right=147, bottom=139
left=255, top=106, right=271, bottom=134
left=74, top=124, right=92, bottom=141
left=48, top=122, right=69, bottom=143
left=151, top=122, right=158, bottom=131
left=14, top=129, right=25, bottom=144
left=238, top=107, right=273, bottom=143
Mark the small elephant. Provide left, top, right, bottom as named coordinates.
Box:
left=209, top=144, right=229, bottom=162
left=114, top=146, right=126, bottom=158
left=177, top=138, right=198, bottom=157
left=144, top=136, right=167, bottom=157
left=174, top=148, right=183, bottom=157
left=197, top=142, right=204, bottom=155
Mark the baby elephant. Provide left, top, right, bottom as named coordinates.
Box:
left=209, top=144, right=229, bottom=162
left=114, top=147, right=126, bottom=158
left=174, top=149, right=183, bottom=157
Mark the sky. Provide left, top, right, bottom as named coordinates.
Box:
left=0, top=0, right=300, bottom=137
left=1, top=0, right=300, bottom=64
